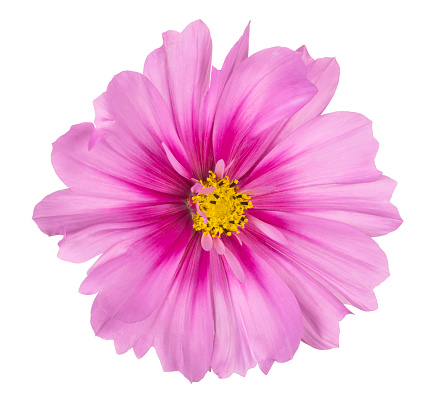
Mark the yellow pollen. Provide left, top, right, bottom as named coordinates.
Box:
left=191, top=171, right=253, bottom=237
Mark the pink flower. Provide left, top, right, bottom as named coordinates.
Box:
left=33, top=20, right=402, bottom=382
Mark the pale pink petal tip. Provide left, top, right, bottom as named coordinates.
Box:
left=191, top=183, right=203, bottom=193
left=234, top=233, right=243, bottom=246
left=195, top=202, right=207, bottom=224
left=223, top=247, right=245, bottom=283
left=201, top=233, right=213, bottom=251
left=213, top=237, right=225, bottom=255
left=215, top=159, right=225, bottom=179
left=201, top=186, right=215, bottom=195
left=161, top=142, right=191, bottom=179
left=249, top=215, right=287, bottom=245
left=191, top=183, right=215, bottom=195
left=259, top=359, right=275, bottom=375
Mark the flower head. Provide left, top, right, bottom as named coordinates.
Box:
left=33, top=20, right=402, bottom=382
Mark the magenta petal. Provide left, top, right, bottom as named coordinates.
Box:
left=202, top=22, right=250, bottom=129
left=210, top=238, right=303, bottom=378
left=199, top=24, right=251, bottom=178
left=283, top=46, right=340, bottom=135
left=92, top=234, right=214, bottom=382
left=81, top=212, right=192, bottom=323
left=96, top=71, right=193, bottom=179
left=213, top=47, right=317, bottom=180
left=239, top=226, right=351, bottom=349
left=33, top=188, right=184, bottom=263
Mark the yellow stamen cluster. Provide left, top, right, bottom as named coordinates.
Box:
left=191, top=171, right=253, bottom=237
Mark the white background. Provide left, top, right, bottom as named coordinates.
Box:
left=1, top=0, right=432, bottom=397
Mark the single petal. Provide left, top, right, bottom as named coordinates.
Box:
left=210, top=238, right=303, bottom=378
left=282, top=45, right=340, bottom=135
left=201, top=186, right=216, bottom=195
left=242, top=112, right=382, bottom=191
left=223, top=246, right=245, bottom=283
left=219, top=22, right=250, bottom=86
left=162, top=20, right=212, bottom=177
left=213, top=236, right=226, bottom=255
left=92, top=234, right=214, bottom=383
left=143, top=45, right=171, bottom=115
left=213, top=47, right=317, bottom=180
left=258, top=359, right=274, bottom=375
left=215, top=159, right=225, bottom=179
left=201, top=232, right=213, bottom=251
left=162, top=142, right=192, bottom=179
left=248, top=214, right=287, bottom=245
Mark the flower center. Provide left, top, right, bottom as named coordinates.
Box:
left=191, top=171, right=253, bottom=237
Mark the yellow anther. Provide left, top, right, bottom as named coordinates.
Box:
left=191, top=171, right=253, bottom=237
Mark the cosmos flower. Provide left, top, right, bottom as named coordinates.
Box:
left=33, top=20, right=402, bottom=382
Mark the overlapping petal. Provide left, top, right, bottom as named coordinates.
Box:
left=210, top=238, right=303, bottom=377
left=213, top=47, right=318, bottom=180
left=33, top=188, right=185, bottom=263
left=282, top=45, right=340, bottom=135
left=246, top=210, right=389, bottom=311
left=80, top=211, right=192, bottom=323
left=33, top=20, right=401, bottom=383
left=91, top=233, right=214, bottom=382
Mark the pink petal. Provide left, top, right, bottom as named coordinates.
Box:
left=195, top=202, right=208, bottom=225
left=220, top=22, right=250, bottom=81
left=242, top=112, right=382, bottom=192
left=223, top=246, right=245, bottom=283
left=210, top=239, right=303, bottom=377
left=252, top=175, right=402, bottom=237
left=191, top=183, right=204, bottom=193
left=248, top=214, right=287, bottom=245
left=250, top=211, right=389, bottom=311
left=96, top=71, right=193, bottom=180
left=162, top=20, right=212, bottom=177
left=199, top=24, right=251, bottom=178
left=91, top=234, right=214, bottom=382
left=161, top=142, right=192, bottom=179
left=80, top=212, right=192, bottom=323
left=33, top=188, right=185, bottom=263
left=201, top=233, right=213, bottom=251
left=213, top=47, right=317, bottom=180
left=51, top=122, right=188, bottom=203
left=143, top=45, right=172, bottom=118
left=200, top=186, right=216, bottom=195
left=213, top=236, right=225, bottom=255
left=282, top=45, right=340, bottom=136
left=240, top=227, right=351, bottom=349
left=215, top=159, right=225, bottom=179
left=258, top=359, right=274, bottom=375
